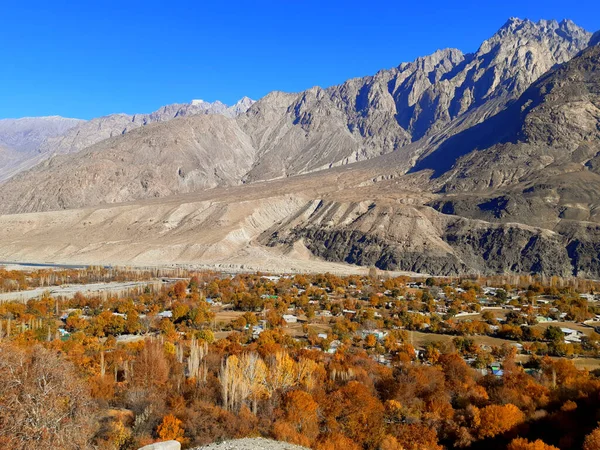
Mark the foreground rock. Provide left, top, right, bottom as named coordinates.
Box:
left=138, top=441, right=180, bottom=450
left=194, top=438, right=308, bottom=450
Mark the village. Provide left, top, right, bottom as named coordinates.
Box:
left=3, top=266, right=600, bottom=449
left=2, top=267, right=599, bottom=373
left=202, top=273, right=600, bottom=373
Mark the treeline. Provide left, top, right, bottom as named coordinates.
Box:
left=0, top=266, right=155, bottom=293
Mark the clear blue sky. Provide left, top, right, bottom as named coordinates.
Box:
left=1, top=0, right=598, bottom=119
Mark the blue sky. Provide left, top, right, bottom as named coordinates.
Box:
left=1, top=0, right=598, bottom=120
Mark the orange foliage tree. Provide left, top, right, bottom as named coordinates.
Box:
left=156, top=414, right=186, bottom=443
left=273, top=390, right=319, bottom=447
left=584, top=427, right=600, bottom=450
left=478, top=403, right=525, bottom=439
left=508, top=438, right=559, bottom=450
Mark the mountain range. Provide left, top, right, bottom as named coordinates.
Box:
left=0, top=19, right=599, bottom=277
left=0, top=97, right=255, bottom=183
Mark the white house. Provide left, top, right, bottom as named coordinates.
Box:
left=282, top=314, right=298, bottom=324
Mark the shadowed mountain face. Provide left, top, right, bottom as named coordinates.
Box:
left=416, top=42, right=600, bottom=188
left=425, top=42, right=600, bottom=224
left=0, top=19, right=599, bottom=277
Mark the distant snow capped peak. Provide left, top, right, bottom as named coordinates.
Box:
left=185, top=97, right=256, bottom=117
left=227, top=97, right=256, bottom=117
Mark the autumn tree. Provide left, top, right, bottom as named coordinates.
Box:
left=220, top=352, right=268, bottom=413
left=156, top=414, right=186, bottom=444
left=508, top=438, right=560, bottom=450
left=584, top=426, right=600, bottom=450
left=323, top=381, right=384, bottom=447
left=315, top=432, right=361, bottom=450
left=273, top=390, right=319, bottom=447
left=392, top=423, right=443, bottom=450
left=133, top=339, right=170, bottom=390
left=0, top=343, right=97, bottom=450
left=478, top=403, right=525, bottom=439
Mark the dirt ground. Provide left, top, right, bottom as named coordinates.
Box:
left=531, top=321, right=596, bottom=336
left=213, top=310, right=245, bottom=324
left=409, top=330, right=519, bottom=348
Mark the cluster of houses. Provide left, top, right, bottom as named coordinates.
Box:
left=48, top=274, right=600, bottom=378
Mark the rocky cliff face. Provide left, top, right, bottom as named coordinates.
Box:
left=259, top=200, right=576, bottom=276
left=240, top=18, right=590, bottom=181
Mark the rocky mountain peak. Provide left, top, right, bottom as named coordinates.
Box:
left=227, top=96, right=256, bottom=117
left=499, top=17, right=528, bottom=32
left=497, top=17, right=584, bottom=38
left=481, top=17, right=590, bottom=53
left=236, top=96, right=255, bottom=106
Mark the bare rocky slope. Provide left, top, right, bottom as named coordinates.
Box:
left=0, top=98, right=254, bottom=183
left=0, top=116, right=83, bottom=182
left=0, top=115, right=257, bottom=213
left=0, top=116, right=83, bottom=152
left=1, top=19, right=600, bottom=278
left=0, top=19, right=590, bottom=214
left=0, top=157, right=596, bottom=277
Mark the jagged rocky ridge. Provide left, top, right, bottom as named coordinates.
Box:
left=0, top=19, right=599, bottom=278
left=0, top=18, right=591, bottom=214
left=36, top=96, right=256, bottom=157
left=260, top=35, right=600, bottom=277
left=240, top=18, right=591, bottom=181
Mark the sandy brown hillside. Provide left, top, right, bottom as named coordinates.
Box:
left=0, top=157, right=592, bottom=277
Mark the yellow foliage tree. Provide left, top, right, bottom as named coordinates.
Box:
left=156, top=414, right=186, bottom=444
